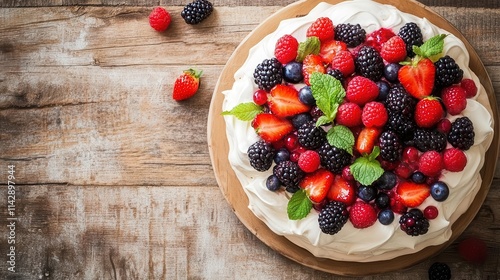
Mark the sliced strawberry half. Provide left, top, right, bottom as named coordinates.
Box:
left=398, top=58, right=435, bottom=99
left=299, top=169, right=335, bottom=203
left=356, top=127, right=381, bottom=155
left=396, top=181, right=430, bottom=207
left=319, top=40, right=347, bottom=64
left=252, top=113, right=293, bottom=143
left=268, top=84, right=311, bottom=117
left=327, top=175, right=356, bottom=206
left=302, top=54, right=326, bottom=86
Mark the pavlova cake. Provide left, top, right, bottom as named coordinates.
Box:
left=221, top=0, right=494, bottom=262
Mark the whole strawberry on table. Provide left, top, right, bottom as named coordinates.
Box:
left=223, top=17, right=477, bottom=236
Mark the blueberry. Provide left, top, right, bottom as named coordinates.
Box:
left=384, top=63, right=401, bottom=83
left=375, top=192, right=390, bottom=209
left=283, top=61, right=303, bottom=83
left=411, top=171, right=426, bottom=184
left=273, top=148, right=290, bottom=164
left=376, top=80, right=391, bottom=102
left=358, top=185, right=377, bottom=202
left=292, top=113, right=313, bottom=129
left=430, top=181, right=449, bottom=201
left=298, top=86, right=316, bottom=106
left=266, top=175, right=281, bottom=191
left=373, top=171, right=397, bottom=190
left=378, top=209, right=395, bottom=225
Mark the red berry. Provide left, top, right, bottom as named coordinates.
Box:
left=458, top=237, right=488, bottom=264
left=365, top=28, right=396, bottom=52
left=300, top=169, right=335, bottom=203
left=349, top=201, right=377, bottom=229
left=460, top=78, right=478, bottom=98
left=389, top=191, right=408, bottom=214
left=330, top=50, right=355, bottom=77
left=398, top=58, right=435, bottom=99
left=346, top=76, right=379, bottom=105
left=436, top=119, right=452, bottom=134
left=298, top=150, right=321, bottom=173
left=327, top=175, right=356, bottom=206
left=285, top=134, right=299, bottom=150
left=443, top=148, right=467, bottom=172
left=380, top=36, right=407, bottom=63
left=356, top=127, right=381, bottom=155
left=423, top=205, right=438, bottom=219
left=149, top=7, right=171, bottom=32
left=341, top=166, right=354, bottom=181
left=418, top=151, right=443, bottom=177
left=361, top=101, right=388, bottom=128
left=252, top=113, right=294, bottom=143
left=396, top=181, right=430, bottom=208
left=402, top=146, right=420, bottom=163
left=274, top=34, right=299, bottom=64
left=395, top=161, right=413, bottom=179
left=268, top=84, right=310, bottom=117
left=290, top=150, right=301, bottom=162
left=253, top=89, right=268, bottom=105
left=336, top=102, right=362, bottom=127
left=173, top=69, right=202, bottom=101
left=415, top=97, right=445, bottom=128
left=441, top=85, right=467, bottom=115
left=319, top=40, right=347, bottom=64
left=302, top=54, right=326, bottom=86
left=306, top=17, right=335, bottom=42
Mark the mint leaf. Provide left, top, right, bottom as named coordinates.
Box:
left=413, top=34, right=447, bottom=58
left=296, top=36, right=320, bottom=62
left=287, top=189, right=313, bottom=220
left=350, top=147, right=384, bottom=186
left=221, top=102, right=263, bottom=121
left=316, top=115, right=333, bottom=127
left=310, top=72, right=345, bottom=123
left=327, top=125, right=355, bottom=155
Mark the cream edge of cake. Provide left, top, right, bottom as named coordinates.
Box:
left=222, top=0, right=494, bottom=262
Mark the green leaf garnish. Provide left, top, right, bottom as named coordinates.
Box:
left=287, top=189, right=313, bottom=220
left=221, top=102, right=263, bottom=121
left=310, top=72, right=345, bottom=125
left=327, top=125, right=355, bottom=155
left=413, top=34, right=447, bottom=59
left=350, top=146, right=384, bottom=186
left=296, top=36, right=321, bottom=62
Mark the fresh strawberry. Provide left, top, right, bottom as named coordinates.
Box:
left=306, top=17, right=335, bottom=42
left=298, top=150, right=321, bottom=173
left=302, top=54, right=326, bottom=85
left=319, top=40, right=347, bottom=64
left=327, top=175, right=356, bottom=206
left=398, top=58, right=435, bottom=99
left=336, top=102, right=362, bottom=127
left=330, top=50, right=355, bottom=77
left=252, top=113, right=293, bottom=143
left=441, top=85, right=467, bottom=115
left=149, top=7, right=171, bottom=32
left=274, top=34, right=299, bottom=65
left=443, top=148, right=467, bottom=172
left=460, top=78, right=478, bottom=98
left=268, top=85, right=310, bottom=117
left=349, top=201, right=377, bottom=228
left=380, top=36, right=407, bottom=63
left=361, top=101, right=388, bottom=128
left=172, top=69, right=203, bottom=101
left=389, top=191, right=408, bottom=214
left=414, top=97, right=445, bottom=128
left=458, top=236, right=488, bottom=264
left=396, top=181, right=430, bottom=207
left=356, top=127, right=381, bottom=155
left=346, top=76, right=379, bottom=105
left=365, top=28, right=396, bottom=52
left=299, top=169, right=335, bottom=203
left=418, top=150, right=443, bottom=177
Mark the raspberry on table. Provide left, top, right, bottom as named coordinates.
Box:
left=318, top=201, right=349, bottom=235
left=334, top=23, right=366, bottom=48
left=149, top=7, right=171, bottom=32
left=181, top=0, right=213, bottom=24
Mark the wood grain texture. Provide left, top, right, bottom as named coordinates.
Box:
left=0, top=1, right=499, bottom=279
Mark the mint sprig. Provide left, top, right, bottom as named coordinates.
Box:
left=221, top=102, right=263, bottom=121
left=296, top=36, right=320, bottom=62
left=327, top=125, right=355, bottom=155
left=310, top=72, right=345, bottom=125
left=287, top=189, right=313, bottom=220
left=413, top=34, right=447, bottom=58
left=350, top=146, right=384, bottom=186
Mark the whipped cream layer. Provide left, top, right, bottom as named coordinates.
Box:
left=222, top=0, right=494, bottom=262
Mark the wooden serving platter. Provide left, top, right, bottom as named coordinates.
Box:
left=207, top=0, right=499, bottom=275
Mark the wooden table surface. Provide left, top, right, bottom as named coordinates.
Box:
left=0, top=0, right=498, bottom=279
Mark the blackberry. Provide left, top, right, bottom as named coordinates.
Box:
left=385, top=85, right=416, bottom=117
left=318, top=201, right=349, bottom=235
left=398, top=22, right=423, bottom=57
left=435, top=55, right=464, bottom=87
left=273, top=160, right=304, bottom=189
left=247, top=140, right=275, bottom=171
left=334, top=23, right=366, bottom=48
left=411, top=129, right=447, bottom=152
left=317, top=142, right=352, bottom=174
left=355, top=46, right=384, bottom=81
left=181, top=0, right=213, bottom=25
left=379, top=130, right=403, bottom=162
left=327, top=68, right=344, bottom=84
left=385, top=112, right=416, bottom=141
left=428, top=262, right=452, bottom=280
left=253, top=58, right=283, bottom=91
left=297, top=121, right=327, bottom=149
left=448, top=117, right=475, bottom=150
left=399, top=208, right=429, bottom=236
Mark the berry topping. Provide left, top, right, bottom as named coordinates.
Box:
left=441, top=85, right=467, bottom=115
left=362, top=101, right=388, bottom=128
left=266, top=175, right=281, bottom=191
left=379, top=130, right=403, bottom=162
left=399, top=208, right=429, bottom=236
left=253, top=89, right=268, bottom=106
left=292, top=113, right=313, bottom=129
left=273, top=160, right=304, bottom=190
left=428, top=262, right=451, bottom=280
left=149, top=7, right=171, bottom=32
left=385, top=84, right=416, bottom=117
left=330, top=50, right=356, bottom=77
left=414, top=97, right=445, bottom=128
left=423, top=205, right=439, bottom=220
left=252, top=113, right=294, bottom=143
left=248, top=140, right=276, bottom=172
left=172, top=69, right=203, bottom=101
left=380, top=36, right=407, bottom=63
left=397, top=22, right=423, bottom=57
left=298, top=86, right=316, bottom=106
left=282, top=61, right=304, bottom=83
left=268, top=84, right=310, bottom=117
left=418, top=150, right=443, bottom=177
left=378, top=209, right=395, bottom=225
left=318, top=142, right=353, bottom=174
left=298, top=150, right=321, bottom=173
left=274, top=34, right=299, bottom=64
left=458, top=237, right=488, bottom=264
left=306, top=17, right=335, bottom=42
left=254, top=58, right=283, bottom=91
left=355, top=127, right=381, bottom=155
left=443, top=148, right=467, bottom=172
left=346, top=76, right=379, bottom=105
left=396, top=181, right=430, bottom=207
left=434, top=55, right=464, bottom=87
left=273, top=148, right=290, bottom=164
left=336, top=102, right=363, bottom=127
left=327, top=175, right=356, bottom=205
left=181, top=0, right=213, bottom=25
left=349, top=201, right=378, bottom=229
left=302, top=54, right=326, bottom=85
left=357, top=185, right=377, bottom=202
left=299, top=169, right=334, bottom=202
left=460, top=78, right=478, bottom=98
left=354, top=46, right=385, bottom=81
left=373, top=171, right=397, bottom=190
left=319, top=40, right=347, bottom=64
left=412, top=128, right=447, bottom=152
left=334, top=23, right=366, bottom=48
left=318, top=201, right=349, bottom=235
left=398, top=58, right=435, bottom=99
left=430, top=181, right=449, bottom=201
left=297, top=121, right=327, bottom=149
left=448, top=117, right=475, bottom=150
left=365, top=28, right=396, bottom=52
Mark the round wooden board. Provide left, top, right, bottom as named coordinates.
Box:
left=207, top=0, right=499, bottom=276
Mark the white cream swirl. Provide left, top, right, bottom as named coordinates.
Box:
left=222, top=0, right=494, bottom=262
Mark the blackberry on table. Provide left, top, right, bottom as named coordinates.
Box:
left=411, top=129, right=447, bottom=152
left=428, top=262, right=452, bottom=280
left=247, top=140, right=275, bottom=171
left=327, top=68, right=344, bottom=84
left=318, top=201, right=349, bottom=235
left=448, top=117, right=475, bottom=150
left=385, top=84, right=416, bottom=117
left=379, top=130, right=403, bottom=162
left=334, top=23, right=366, bottom=48
left=253, top=58, right=283, bottom=91
left=435, top=55, right=464, bottom=87
left=399, top=208, right=429, bottom=236
left=297, top=121, right=327, bottom=149
left=398, top=22, right=423, bottom=57
left=317, top=142, right=352, bottom=174
left=355, top=46, right=384, bottom=81
left=385, top=112, right=416, bottom=141
left=181, top=0, right=213, bottom=24
left=273, top=160, right=304, bottom=189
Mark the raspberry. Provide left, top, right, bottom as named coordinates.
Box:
left=274, top=34, right=299, bottom=64
left=380, top=36, right=407, bottom=63
left=330, top=50, right=355, bottom=77
left=362, top=101, right=388, bottom=128
left=149, top=7, right=171, bottom=32
left=458, top=237, right=488, bottom=264
left=414, top=97, right=444, bottom=128
left=460, top=78, right=478, bottom=98
left=436, top=118, right=452, bottom=134
left=441, top=85, right=467, bottom=115
left=336, top=102, right=362, bottom=127
left=443, top=148, right=467, bottom=172
left=349, top=201, right=377, bottom=229
left=365, top=28, right=396, bottom=52
left=306, top=17, right=335, bottom=42
left=418, top=150, right=443, bottom=177
left=298, top=150, right=321, bottom=173
left=346, top=76, right=379, bottom=105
